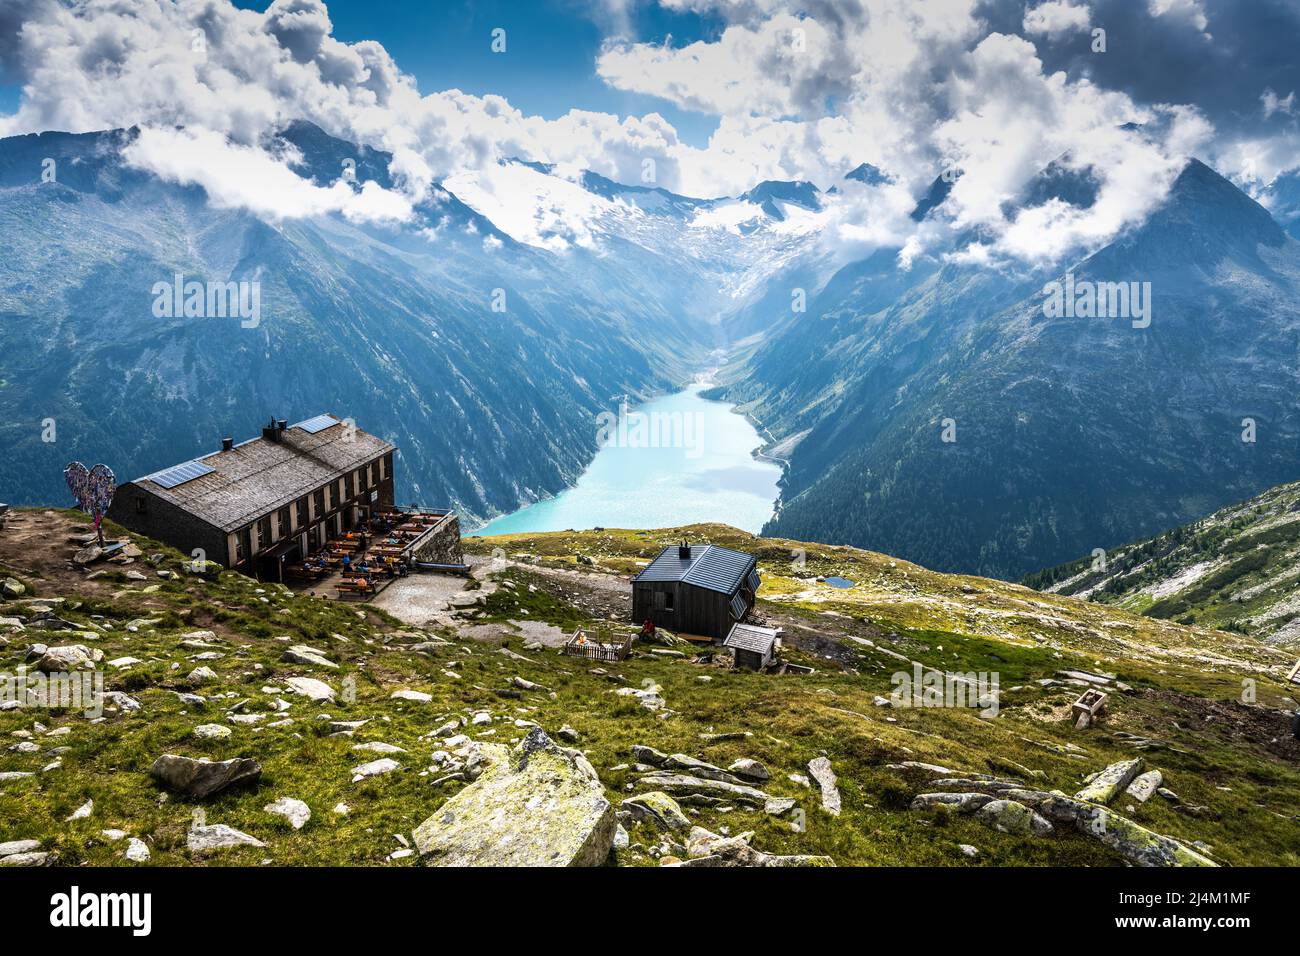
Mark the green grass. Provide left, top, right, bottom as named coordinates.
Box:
left=0, top=514, right=1296, bottom=866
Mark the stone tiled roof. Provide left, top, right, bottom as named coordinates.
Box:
left=131, top=417, right=394, bottom=533
left=723, top=623, right=778, bottom=654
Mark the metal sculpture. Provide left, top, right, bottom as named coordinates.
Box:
left=64, top=461, right=116, bottom=546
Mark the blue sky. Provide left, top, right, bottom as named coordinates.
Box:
left=230, top=0, right=726, bottom=147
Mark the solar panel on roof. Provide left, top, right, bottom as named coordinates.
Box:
left=146, top=460, right=214, bottom=489
left=294, top=414, right=341, bottom=434
left=729, top=592, right=749, bottom=620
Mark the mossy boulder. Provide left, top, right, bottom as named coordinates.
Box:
left=413, top=728, right=616, bottom=866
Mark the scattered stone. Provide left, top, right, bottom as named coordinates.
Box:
left=188, top=822, right=266, bottom=854
left=631, top=744, right=669, bottom=766
left=124, top=838, right=150, bottom=862
left=635, top=772, right=770, bottom=807
left=148, top=754, right=262, bottom=799
left=510, top=676, right=550, bottom=692
left=414, top=728, right=616, bottom=866
left=352, top=741, right=405, bottom=754
left=265, top=797, right=312, bottom=830
left=975, top=800, right=1054, bottom=836
left=66, top=799, right=93, bottom=821
left=187, top=665, right=218, bottom=686
left=1039, top=794, right=1217, bottom=867
left=390, top=690, right=432, bottom=703
left=1126, top=770, right=1163, bottom=803
left=959, top=844, right=980, bottom=858
left=192, top=724, right=232, bottom=740
left=282, top=645, right=338, bottom=669
left=557, top=725, right=580, bottom=743
left=807, top=757, right=841, bottom=816
left=728, top=758, right=770, bottom=783
left=678, top=827, right=833, bottom=868
left=1, top=578, right=26, bottom=598
left=351, top=758, right=401, bottom=781
left=36, top=644, right=101, bottom=672
left=764, top=797, right=797, bottom=816
left=621, top=791, right=691, bottom=831
left=284, top=677, right=335, bottom=702
left=887, top=761, right=956, bottom=775
left=0, top=839, right=41, bottom=857
left=911, top=792, right=995, bottom=813
left=1075, top=758, right=1144, bottom=805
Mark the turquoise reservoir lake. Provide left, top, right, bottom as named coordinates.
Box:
left=472, top=383, right=782, bottom=536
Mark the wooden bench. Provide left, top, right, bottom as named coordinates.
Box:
left=335, top=578, right=373, bottom=598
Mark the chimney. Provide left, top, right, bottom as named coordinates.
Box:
left=221, top=437, right=233, bottom=452
left=678, top=540, right=691, bottom=560
left=277, top=419, right=287, bottom=433
left=262, top=417, right=280, bottom=442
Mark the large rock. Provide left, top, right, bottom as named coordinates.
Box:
left=1074, top=758, right=1144, bottom=805
left=808, top=757, right=841, bottom=816
left=621, top=791, right=691, bottom=831
left=975, top=799, right=1054, bottom=836
left=1039, top=795, right=1218, bottom=867
left=635, top=772, right=770, bottom=807
left=35, top=644, right=101, bottom=672
left=662, top=753, right=746, bottom=784
left=282, top=645, right=338, bottom=669
left=188, top=822, right=266, bottom=854
left=1126, top=770, right=1163, bottom=803
left=728, top=758, right=770, bottom=782
left=678, top=827, right=833, bottom=868
left=284, top=677, right=335, bottom=702
left=148, top=754, right=262, bottom=799
left=264, top=797, right=312, bottom=830
left=911, top=792, right=995, bottom=813
left=414, top=728, right=616, bottom=866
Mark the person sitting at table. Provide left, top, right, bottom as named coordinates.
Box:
left=357, top=558, right=370, bottom=574
left=341, top=553, right=352, bottom=572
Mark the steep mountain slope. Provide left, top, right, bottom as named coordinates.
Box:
left=2, top=508, right=1296, bottom=867
left=1027, top=478, right=1300, bottom=646
left=0, top=125, right=738, bottom=521
left=725, top=159, right=1300, bottom=580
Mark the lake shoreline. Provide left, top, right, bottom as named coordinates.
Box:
left=469, top=379, right=782, bottom=537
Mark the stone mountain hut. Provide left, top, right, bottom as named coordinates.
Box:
left=108, top=414, right=395, bottom=579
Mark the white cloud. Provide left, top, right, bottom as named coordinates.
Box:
left=1147, top=0, right=1209, bottom=36
left=1022, top=1, right=1091, bottom=38
left=121, top=126, right=414, bottom=224
left=1261, top=88, right=1296, bottom=119
left=0, top=0, right=1227, bottom=269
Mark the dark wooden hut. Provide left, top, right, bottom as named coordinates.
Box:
left=631, top=541, right=759, bottom=640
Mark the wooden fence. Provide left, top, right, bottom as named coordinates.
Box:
left=563, top=628, right=632, bottom=662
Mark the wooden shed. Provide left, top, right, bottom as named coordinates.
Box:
left=631, top=541, right=759, bottom=641
left=723, top=623, right=779, bottom=670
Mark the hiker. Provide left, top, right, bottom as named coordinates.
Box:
left=640, top=618, right=656, bottom=640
